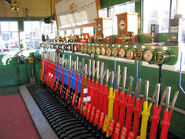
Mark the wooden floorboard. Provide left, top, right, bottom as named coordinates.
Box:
left=19, top=85, right=58, bottom=139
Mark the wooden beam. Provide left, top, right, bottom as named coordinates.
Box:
left=19, top=85, right=58, bottom=139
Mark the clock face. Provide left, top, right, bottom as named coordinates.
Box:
left=101, top=47, right=106, bottom=55
left=92, top=47, right=96, bottom=54
left=126, top=49, right=134, bottom=59
left=119, top=19, right=126, bottom=31
left=144, top=50, right=153, bottom=62
left=96, top=47, right=100, bottom=55
left=134, top=50, right=143, bottom=60
left=118, top=48, right=125, bottom=58
left=106, top=47, right=112, bottom=56
left=112, top=48, right=118, bottom=57
left=97, top=22, right=102, bottom=32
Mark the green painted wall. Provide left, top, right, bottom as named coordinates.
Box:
left=100, top=0, right=132, bottom=9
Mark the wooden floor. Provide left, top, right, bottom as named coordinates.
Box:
left=19, top=85, right=58, bottom=139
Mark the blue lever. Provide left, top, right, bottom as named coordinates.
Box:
left=70, top=72, right=73, bottom=88
left=179, top=52, right=185, bottom=94
left=66, top=69, right=69, bottom=85
left=73, top=72, right=76, bottom=90
left=64, top=68, right=67, bottom=85
left=55, top=65, right=58, bottom=80
left=59, top=67, right=62, bottom=82
left=44, top=61, right=46, bottom=72
left=78, top=74, right=81, bottom=93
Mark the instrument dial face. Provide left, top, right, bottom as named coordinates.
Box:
left=126, top=49, right=134, bottom=59
left=88, top=46, right=92, bottom=54
left=80, top=46, right=84, bottom=52
left=73, top=45, right=77, bottom=52
left=83, top=46, right=88, bottom=53
left=144, top=50, right=153, bottom=62
left=112, top=48, right=118, bottom=57
left=134, top=50, right=143, bottom=60
left=106, top=47, right=112, bottom=56
left=155, top=52, right=165, bottom=64
left=118, top=48, right=125, bottom=58
left=101, top=47, right=106, bottom=55
left=92, top=47, right=96, bottom=54
left=96, top=47, right=101, bottom=55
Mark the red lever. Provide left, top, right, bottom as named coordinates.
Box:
left=128, top=131, right=135, bottom=139
left=113, top=122, right=121, bottom=139
left=160, top=110, right=172, bottom=139
left=94, top=81, right=99, bottom=109
left=149, top=105, right=162, bottom=139
left=86, top=104, right=91, bottom=120
left=98, top=83, right=104, bottom=112
left=113, top=90, right=120, bottom=123
left=65, top=70, right=71, bottom=100
left=102, top=84, right=109, bottom=115
left=98, top=112, right=105, bottom=130
left=125, top=94, right=135, bottom=134
left=132, top=98, right=144, bottom=138
left=120, top=126, right=127, bottom=139
left=90, top=80, right=95, bottom=106
left=108, top=119, right=115, bottom=136
left=81, top=75, right=85, bottom=99
left=89, top=106, right=96, bottom=123
left=93, top=109, right=100, bottom=126
left=119, top=91, right=127, bottom=127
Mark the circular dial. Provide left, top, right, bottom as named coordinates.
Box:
left=96, top=47, right=101, bottom=55
left=83, top=46, right=88, bottom=53
left=112, top=47, right=118, bottom=57
left=144, top=50, right=153, bottom=62
left=134, top=50, right=143, bottom=60
left=106, top=47, right=112, bottom=56
left=73, top=45, right=77, bottom=52
left=126, top=49, right=134, bottom=59
left=91, top=47, right=96, bottom=54
left=155, top=51, right=165, bottom=64
left=118, top=48, right=125, bottom=58
left=88, top=46, right=92, bottom=54
left=100, top=47, right=106, bottom=55
left=80, top=46, right=84, bottom=53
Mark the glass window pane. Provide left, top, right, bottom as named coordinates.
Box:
left=1, top=22, right=9, bottom=32
left=0, top=21, right=19, bottom=54
left=9, top=22, right=18, bottom=31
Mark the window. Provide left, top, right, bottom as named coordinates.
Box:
left=0, top=21, right=19, bottom=54
left=23, top=21, right=57, bottom=50
left=82, top=27, right=94, bottom=36
left=144, top=0, right=176, bottom=33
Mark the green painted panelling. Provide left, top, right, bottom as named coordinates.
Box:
left=60, top=51, right=185, bottom=138
left=100, top=0, right=132, bottom=9
left=18, top=20, right=24, bottom=32
left=0, top=85, right=20, bottom=96
left=0, top=52, right=41, bottom=87
left=135, top=1, right=141, bottom=16
left=19, top=64, right=28, bottom=84
left=0, top=17, right=44, bottom=21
